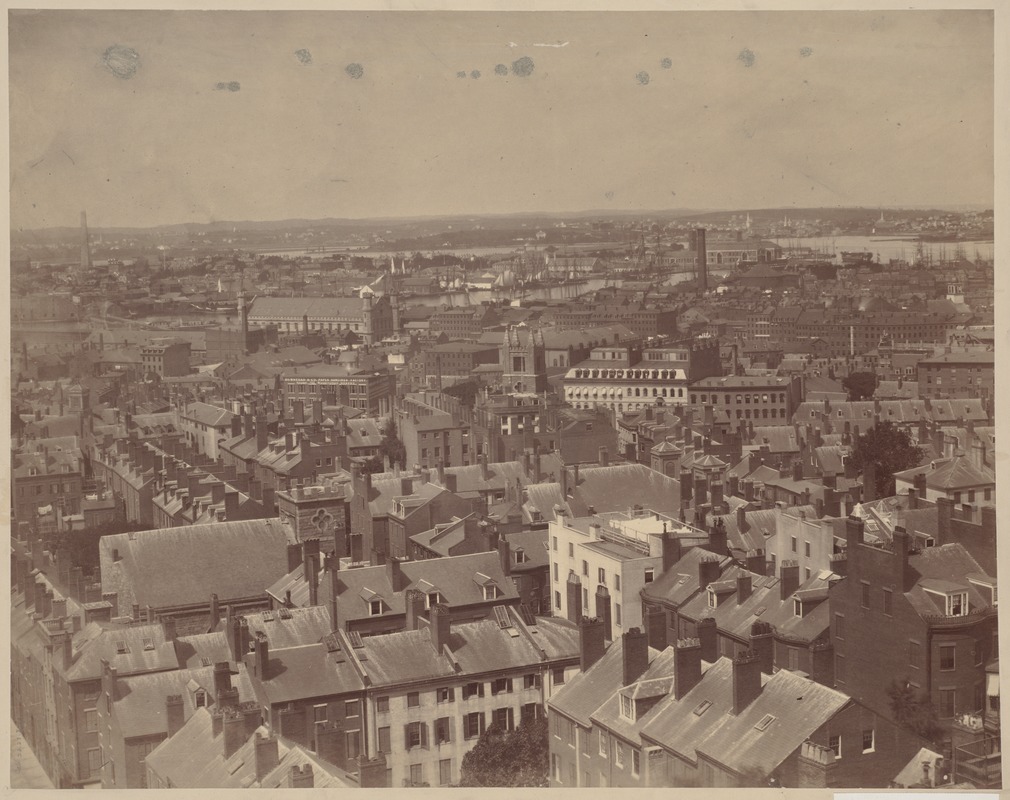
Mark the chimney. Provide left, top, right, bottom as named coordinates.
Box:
left=498, top=536, right=511, bottom=577
left=892, top=526, right=910, bottom=591
left=749, top=621, right=774, bottom=674
left=710, top=480, right=725, bottom=512
left=479, top=453, right=489, bottom=481
left=661, top=530, right=682, bottom=573
left=746, top=549, right=766, bottom=576
left=306, top=553, right=319, bottom=607
left=727, top=474, right=740, bottom=498
left=793, top=461, right=803, bottom=482
left=736, top=574, right=752, bottom=604
left=824, top=487, right=841, bottom=518
left=863, top=461, right=877, bottom=503
left=645, top=605, right=667, bottom=650
left=214, top=661, right=233, bottom=698
left=227, top=617, right=249, bottom=662
left=913, top=471, right=927, bottom=500
left=708, top=518, right=727, bottom=556
left=679, top=469, right=693, bottom=505
left=430, top=603, right=451, bottom=654
left=162, top=617, right=177, bottom=642
left=779, top=560, right=800, bottom=600
left=829, top=552, right=847, bottom=577
left=845, top=515, right=865, bottom=551
left=579, top=616, right=606, bottom=672
left=253, top=733, right=280, bottom=781
left=224, top=491, right=239, bottom=520
left=209, top=593, right=221, bottom=631
left=290, top=764, right=313, bottom=788
left=166, top=694, right=185, bottom=737
left=694, top=474, right=708, bottom=506
left=565, top=571, right=583, bottom=621
left=598, top=446, right=609, bottom=467
left=405, top=589, right=426, bottom=631
left=386, top=556, right=404, bottom=592
left=673, top=638, right=703, bottom=699
left=222, top=708, right=246, bottom=759
left=621, top=627, right=649, bottom=686
left=696, top=617, right=717, bottom=663
left=595, top=585, right=613, bottom=642
left=356, top=753, right=388, bottom=788
left=731, top=650, right=763, bottom=714
left=736, top=505, right=749, bottom=535
left=255, top=416, right=268, bottom=453
left=252, top=632, right=269, bottom=678
left=698, top=557, right=721, bottom=591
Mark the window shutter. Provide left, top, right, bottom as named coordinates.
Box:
left=479, top=683, right=485, bottom=698
left=479, top=712, right=486, bottom=734
left=448, top=688, right=454, bottom=702
left=404, top=724, right=411, bottom=750
left=507, top=707, right=514, bottom=730
left=506, top=678, right=513, bottom=693
left=421, top=722, right=428, bottom=748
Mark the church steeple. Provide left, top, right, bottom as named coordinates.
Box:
left=80, top=210, right=92, bottom=270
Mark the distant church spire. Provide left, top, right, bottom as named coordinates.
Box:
left=80, top=210, right=92, bottom=270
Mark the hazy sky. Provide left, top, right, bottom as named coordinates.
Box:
left=9, top=9, right=994, bottom=230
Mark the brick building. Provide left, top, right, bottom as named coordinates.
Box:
left=916, top=351, right=994, bottom=401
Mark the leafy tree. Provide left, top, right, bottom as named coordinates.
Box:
left=842, top=370, right=878, bottom=401
left=850, top=421, right=923, bottom=499
left=378, top=416, right=406, bottom=470
left=442, top=379, right=479, bottom=408
left=887, top=678, right=944, bottom=744
left=52, top=519, right=153, bottom=573
left=459, top=716, right=549, bottom=787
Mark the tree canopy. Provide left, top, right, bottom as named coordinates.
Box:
left=841, top=370, right=878, bottom=401
left=849, top=421, right=923, bottom=499
left=887, top=678, right=943, bottom=744
left=458, top=716, right=549, bottom=787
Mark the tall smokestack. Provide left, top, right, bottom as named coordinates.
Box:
left=695, top=228, right=707, bottom=292
left=80, top=211, right=93, bottom=270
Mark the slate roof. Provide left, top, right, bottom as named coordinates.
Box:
left=242, top=605, right=335, bottom=650
left=523, top=464, right=682, bottom=523
left=893, top=456, right=994, bottom=490
left=100, top=519, right=295, bottom=610
left=65, top=622, right=180, bottom=681
left=181, top=401, right=235, bottom=428
left=642, top=548, right=733, bottom=609
left=904, top=543, right=994, bottom=619
left=640, top=658, right=850, bottom=775
left=252, top=643, right=364, bottom=705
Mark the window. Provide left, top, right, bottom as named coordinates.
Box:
left=615, top=604, right=622, bottom=626
left=583, top=587, right=589, bottom=609
left=615, top=741, right=625, bottom=768
left=598, top=567, right=606, bottom=584
left=553, top=563, right=559, bottom=582
left=835, top=653, right=845, bottom=682
left=435, top=717, right=452, bottom=744
left=883, top=588, right=892, bottom=616
left=829, top=735, right=841, bottom=758
left=195, top=690, right=207, bottom=708
left=436, top=687, right=454, bottom=703
left=376, top=696, right=389, bottom=713
left=378, top=726, right=391, bottom=753
left=346, top=729, right=361, bottom=760
left=344, top=700, right=359, bottom=717
left=463, top=682, right=485, bottom=700
left=87, top=748, right=102, bottom=775
left=620, top=694, right=634, bottom=720
left=553, top=667, right=566, bottom=686
left=85, top=709, right=98, bottom=733
left=524, top=673, right=540, bottom=690
left=599, top=729, right=609, bottom=756
left=614, top=574, right=621, bottom=592
left=568, top=543, right=574, bottom=558
left=908, top=640, right=921, bottom=668
left=940, top=644, right=956, bottom=671
left=632, top=749, right=641, bottom=777
left=939, top=688, right=956, bottom=718
left=834, top=613, right=844, bottom=640
left=404, top=721, right=426, bottom=749
left=369, top=600, right=383, bottom=616
left=439, top=758, right=452, bottom=787
left=552, top=753, right=561, bottom=783
left=464, top=712, right=485, bottom=739
left=493, top=707, right=515, bottom=731
left=425, top=591, right=442, bottom=609
left=407, top=692, right=420, bottom=708
left=644, top=568, right=654, bottom=584
left=804, top=541, right=811, bottom=558
left=861, top=729, right=874, bottom=754
left=410, top=763, right=423, bottom=785
left=314, top=704, right=328, bottom=722
left=948, top=592, right=967, bottom=616
left=582, top=560, right=589, bottom=576
left=491, top=677, right=513, bottom=695
left=554, top=591, right=561, bottom=610
left=552, top=536, right=558, bottom=552
left=860, top=582, right=871, bottom=609
left=791, top=537, right=797, bottom=553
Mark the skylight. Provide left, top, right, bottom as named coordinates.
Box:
left=754, top=714, right=776, bottom=731
left=693, top=700, right=712, bottom=716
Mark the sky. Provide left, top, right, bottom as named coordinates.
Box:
left=8, top=9, right=995, bottom=230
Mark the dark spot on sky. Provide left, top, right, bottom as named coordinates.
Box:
left=511, top=56, right=535, bottom=77
left=103, top=45, right=140, bottom=79
left=295, top=49, right=312, bottom=65
left=605, top=191, right=615, bottom=200
left=800, top=47, right=813, bottom=57
left=738, top=48, right=756, bottom=67
left=457, top=71, right=467, bottom=79
left=470, top=70, right=481, bottom=79
left=494, top=64, right=508, bottom=76
left=661, top=57, right=672, bottom=69
left=345, top=63, right=364, bottom=79
left=636, top=71, right=650, bottom=85
left=215, top=81, right=241, bottom=92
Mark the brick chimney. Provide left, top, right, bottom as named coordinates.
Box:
left=479, top=453, right=489, bottom=481
left=913, top=471, right=927, bottom=500
left=566, top=571, right=583, bottom=621
left=745, top=549, right=766, bottom=576
left=430, top=602, right=451, bottom=654
left=736, top=574, right=752, bottom=604
left=166, top=694, right=185, bottom=737
left=892, top=526, right=910, bottom=591
left=386, top=556, right=405, bottom=592
left=645, top=605, right=667, bottom=650
left=253, top=732, right=280, bottom=781
left=862, top=461, right=877, bottom=503
left=673, top=638, right=702, bottom=699
left=621, top=627, right=649, bottom=686
left=598, top=446, right=609, bottom=467
left=314, top=721, right=341, bottom=766
left=698, top=557, right=721, bottom=591
left=793, top=461, right=803, bottom=482
left=405, top=589, right=426, bottom=631
left=356, top=753, right=388, bottom=788
left=845, top=515, right=865, bottom=551
left=779, top=560, right=800, bottom=600
left=498, top=536, right=512, bottom=577
left=290, top=764, right=313, bottom=788
left=749, top=621, right=774, bottom=674
left=214, top=661, right=233, bottom=698
left=708, top=518, right=728, bottom=555
left=306, top=553, right=320, bottom=607
left=679, top=469, right=693, bottom=506
left=696, top=617, right=717, bottom=663
left=222, top=708, right=246, bottom=759
left=209, top=593, right=221, bottom=631
left=694, top=474, right=708, bottom=506
left=252, top=631, right=269, bottom=678
left=731, top=650, right=762, bottom=715
left=579, top=616, right=607, bottom=672
left=661, top=530, right=682, bottom=573
left=595, top=585, right=613, bottom=642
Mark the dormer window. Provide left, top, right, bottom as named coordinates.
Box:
left=514, top=549, right=527, bottom=564
left=195, top=689, right=207, bottom=708
left=620, top=694, right=635, bottom=721
left=425, top=591, right=442, bottom=610
left=483, top=584, right=500, bottom=601
left=369, top=600, right=383, bottom=616
left=793, top=599, right=802, bottom=617
left=707, top=589, right=717, bottom=608
left=948, top=593, right=967, bottom=616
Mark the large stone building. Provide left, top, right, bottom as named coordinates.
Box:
left=247, top=292, right=395, bottom=345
